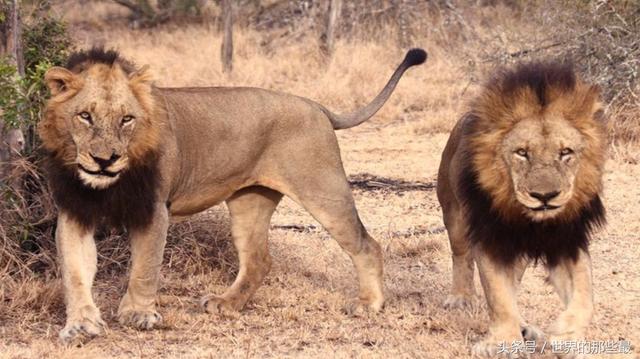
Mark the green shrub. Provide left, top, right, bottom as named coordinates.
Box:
left=0, top=59, right=24, bottom=129
left=0, top=7, right=72, bottom=152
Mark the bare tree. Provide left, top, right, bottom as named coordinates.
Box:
left=220, top=0, right=233, bottom=73
left=322, top=0, right=342, bottom=56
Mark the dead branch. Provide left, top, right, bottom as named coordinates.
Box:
left=348, top=173, right=436, bottom=192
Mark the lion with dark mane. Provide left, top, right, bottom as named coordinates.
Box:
left=39, top=47, right=426, bottom=343
left=437, top=62, right=606, bottom=358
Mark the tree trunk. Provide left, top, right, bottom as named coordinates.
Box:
left=322, top=0, right=342, bottom=56
left=2, top=0, right=24, bottom=75
left=0, top=1, right=24, bottom=186
left=220, top=0, right=233, bottom=74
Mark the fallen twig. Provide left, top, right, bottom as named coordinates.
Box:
left=348, top=173, right=435, bottom=192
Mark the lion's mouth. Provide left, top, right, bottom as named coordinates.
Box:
left=529, top=204, right=561, bottom=211
left=79, top=165, right=121, bottom=178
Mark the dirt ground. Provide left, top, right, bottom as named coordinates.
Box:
left=3, top=123, right=639, bottom=359
left=2, top=2, right=640, bottom=358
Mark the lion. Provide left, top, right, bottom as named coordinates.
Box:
left=436, top=62, right=606, bottom=358
left=38, top=47, right=427, bottom=343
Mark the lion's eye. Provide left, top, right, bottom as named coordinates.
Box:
left=515, top=148, right=528, bottom=158
left=121, top=115, right=135, bottom=126
left=78, top=112, right=92, bottom=125
left=560, top=148, right=574, bottom=157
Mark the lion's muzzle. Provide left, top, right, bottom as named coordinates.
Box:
left=77, top=151, right=128, bottom=189
left=517, top=187, right=570, bottom=218
left=90, top=152, right=121, bottom=169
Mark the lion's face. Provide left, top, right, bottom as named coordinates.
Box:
left=63, top=66, right=145, bottom=188
left=501, top=117, right=584, bottom=221
left=40, top=62, right=158, bottom=189
left=469, top=68, right=606, bottom=224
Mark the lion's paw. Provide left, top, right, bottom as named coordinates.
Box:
left=200, top=295, right=242, bottom=318
left=472, top=338, right=529, bottom=358
left=443, top=294, right=473, bottom=310
left=59, top=305, right=106, bottom=345
left=520, top=324, right=545, bottom=342
left=117, top=309, right=162, bottom=330
left=545, top=319, right=587, bottom=358
left=342, top=299, right=383, bottom=317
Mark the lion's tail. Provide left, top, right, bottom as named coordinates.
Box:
left=322, top=48, right=427, bottom=130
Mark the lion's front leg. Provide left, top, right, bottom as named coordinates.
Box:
left=547, top=249, right=593, bottom=359
left=473, top=249, right=527, bottom=358
left=56, top=213, right=106, bottom=344
left=117, top=203, right=168, bottom=330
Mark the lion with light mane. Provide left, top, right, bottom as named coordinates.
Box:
left=437, top=62, right=606, bottom=358
left=39, top=47, right=426, bottom=343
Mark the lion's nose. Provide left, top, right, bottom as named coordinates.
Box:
left=529, top=191, right=560, bottom=203
left=90, top=153, right=120, bottom=169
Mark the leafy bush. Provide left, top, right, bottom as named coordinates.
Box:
left=0, top=11, right=72, bottom=151
left=0, top=59, right=23, bottom=129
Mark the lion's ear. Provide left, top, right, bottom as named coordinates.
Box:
left=128, top=65, right=155, bottom=116
left=129, top=65, right=153, bottom=85
left=570, top=83, right=605, bottom=125
left=584, top=85, right=606, bottom=124
left=45, top=67, right=79, bottom=96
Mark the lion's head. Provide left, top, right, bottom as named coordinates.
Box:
left=39, top=48, right=159, bottom=189
left=469, top=62, right=606, bottom=222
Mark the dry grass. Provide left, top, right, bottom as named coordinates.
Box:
left=1, top=1, right=639, bottom=358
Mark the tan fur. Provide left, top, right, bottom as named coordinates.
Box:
left=437, top=65, right=606, bottom=357
left=39, top=49, right=424, bottom=343
left=55, top=212, right=106, bottom=340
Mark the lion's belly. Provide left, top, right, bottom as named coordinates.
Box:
left=167, top=180, right=250, bottom=217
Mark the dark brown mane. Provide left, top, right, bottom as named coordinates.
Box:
left=493, top=61, right=576, bottom=108
left=466, top=61, right=606, bottom=225
left=458, top=61, right=607, bottom=266
left=45, top=152, right=160, bottom=231
left=65, top=47, right=136, bottom=74
left=458, top=143, right=605, bottom=267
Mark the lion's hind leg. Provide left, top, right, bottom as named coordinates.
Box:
left=201, top=186, right=282, bottom=315
left=442, top=206, right=476, bottom=309
left=281, top=170, right=384, bottom=314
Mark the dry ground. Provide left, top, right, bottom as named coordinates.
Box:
left=1, top=2, right=639, bottom=358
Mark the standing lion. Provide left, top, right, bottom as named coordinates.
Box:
left=39, top=47, right=427, bottom=343
left=437, top=62, right=606, bottom=358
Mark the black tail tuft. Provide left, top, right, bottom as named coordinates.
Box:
left=403, top=48, right=428, bottom=66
